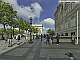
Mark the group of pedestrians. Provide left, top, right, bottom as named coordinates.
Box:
left=40, top=33, right=76, bottom=45
left=40, top=33, right=60, bottom=45
left=3, top=34, right=21, bottom=47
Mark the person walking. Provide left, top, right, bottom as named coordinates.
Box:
left=71, top=34, right=75, bottom=45
left=8, top=34, right=13, bottom=47
left=56, top=33, right=60, bottom=45
left=50, top=34, right=53, bottom=44
left=17, top=34, right=21, bottom=45
left=41, top=34, right=43, bottom=42
left=16, top=34, right=18, bottom=42
left=44, top=34, right=46, bottom=38
left=46, top=34, right=50, bottom=45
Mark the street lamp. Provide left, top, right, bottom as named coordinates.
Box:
left=29, top=17, right=33, bottom=43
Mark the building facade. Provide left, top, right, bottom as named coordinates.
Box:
left=32, top=24, right=43, bottom=35
left=54, top=3, right=80, bottom=37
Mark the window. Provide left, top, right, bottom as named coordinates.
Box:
left=61, top=11, right=63, bottom=19
left=70, top=17, right=76, bottom=27
left=71, top=3, right=74, bottom=10
left=56, top=27, right=58, bottom=31
left=66, top=22, right=68, bottom=28
left=65, top=22, right=66, bottom=29
left=64, top=8, right=68, bottom=16
left=65, top=33, right=68, bottom=36
left=73, top=17, right=76, bottom=26
left=61, top=24, right=63, bottom=30
left=70, top=19, right=72, bottom=27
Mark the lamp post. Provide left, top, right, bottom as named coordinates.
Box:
left=29, top=17, right=33, bottom=43
left=76, top=11, right=78, bottom=45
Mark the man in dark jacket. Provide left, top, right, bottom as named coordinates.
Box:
left=46, top=34, right=50, bottom=45
left=56, top=33, right=60, bottom=45
left=41, top=34, right=43, bottom=42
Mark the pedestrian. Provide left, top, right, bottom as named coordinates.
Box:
left=16, top=34, right=21, bottom=45
left=44, top=34, right=46, bottom=38
left=16, top=34, right=18, bottom=42
left=24, top=35, right=27, bottom=41
left=8, top=34, right=13, bottom=47
left=46, top=34, right=50, bottom=45
left=41, top=34, right=43, bottom=42
left=71, top=34, right=75, bottom=45
left=18, top=34, right=21, bottom=42
left=56, top=33, right=60, bottom=45
left=50, top=34, right=53, bottom=44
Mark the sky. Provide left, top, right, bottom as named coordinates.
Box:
left=2, top=0, right=59, bottom=33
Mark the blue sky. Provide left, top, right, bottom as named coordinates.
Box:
left=17, top=0, right=59, bottom=20
left=3, top=0, right=59, bottom=33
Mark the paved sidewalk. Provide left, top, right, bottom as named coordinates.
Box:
left=40, top=38, right=80, bottom=60
left=0, top=38, right=80, bottom=60
left=0, top=37, right=28, bottom=54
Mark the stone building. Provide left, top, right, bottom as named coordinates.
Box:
left=54, top=3, right=80, bottom=37
left=32, top=24, right=43, bottom=35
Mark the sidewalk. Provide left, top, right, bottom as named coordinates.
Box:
left=0, top=37, right=28, bottom=54
left=40, top=38, right=80, bottom=60
left=0, top=38, right=80, bottom=60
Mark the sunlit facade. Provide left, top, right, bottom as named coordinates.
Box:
left=54, top=3, right=80, bottom=37
left=32, top=24, right=43, bottom=35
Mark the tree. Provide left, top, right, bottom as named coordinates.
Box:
left=0, top=1, right=17, bottom=35
left=16, top=17, right=24, bottom=34
left=47, top=29, right=55, bottom=36
left=0, top=28, right=4, bottom=34
left=22, top=20, right=30, bottom=32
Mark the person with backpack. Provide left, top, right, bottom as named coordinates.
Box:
left=17, top=34, right=21, bottom=45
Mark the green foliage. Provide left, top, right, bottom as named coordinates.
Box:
left=0, top=28, right=4, bottom=34
left=19, top=30, right=24, bottom=34
left=14, top=29, right=19, bottom=35
left=0, top=28, right=24, bottom=35
left=6, top=28, right=12, bottom=35
left=0, top=1, right=30, bottom=35
left=0, top=1, right=17, bottom=35
left=32, top=27, right=38, bottom=33
left=47, top=29, right=55, bottom=36
left=21, top=20, right=30, bottom=30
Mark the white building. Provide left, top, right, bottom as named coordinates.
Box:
left=54, top=3, right=80, bottom=37
left=32, top=24, right=43, bottom=35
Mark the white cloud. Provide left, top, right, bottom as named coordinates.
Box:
left=4, top=0, right=43, bottom=19
left=42, top=27, right=49, bottom=34
left=41, top=18, right=55, bottom=26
